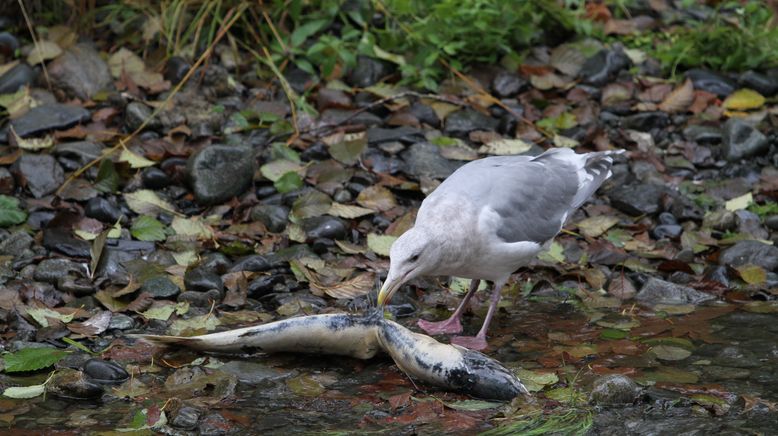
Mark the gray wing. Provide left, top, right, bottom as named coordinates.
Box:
left=425, top=148, right=617, bottom=244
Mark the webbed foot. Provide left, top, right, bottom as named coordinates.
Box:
left=417, top=316, right=463, bottom=335
left=450, top=334, right=488, bottom=351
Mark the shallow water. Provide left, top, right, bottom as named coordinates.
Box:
left=3, top=298, right=778, bottom=435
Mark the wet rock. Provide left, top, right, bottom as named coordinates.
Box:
left=247, top=275, right=281, bottom=297
left=230, top=254, right=272, bottom=273
left=141, top=167, right=171, bottom=189
left=200, top=252, right=232, bottom=274
left=590, top=374, right=640, bottom=405
left=83, top=359, right=129, bottom=384
left=48, top=43, right=112, bottom=100
left=316, top=88, right=352, bottom=110
left=124, top=101, right=160, bottom=131
left=85, top=197, right=123, bottom=224
left=721, top=118, right=768, bottom=161
left=108, top=313, right=135, bottom=330
left=347, top=55, right=393, bottom=87
left=28, top=154, right=74, bottom=192
left=0, top=167, right=13, bottom=194
left=443, top=109, right=499, bottom=136
left=636, top=277, right=716, bottom=306
left=738, top=70, right=778, bottom=96
left=0, top=31, right=20, bottom=56
left=621, top=111, right=669, bottom=132
left=580, top=48, right=631, bottom=86
left=165, top=56, right=190, bottom=84
left=187, top=144, right=255, bottom=205
left=686, top=69, right=736, bottom=97
left=58, top=276, right=94, bottom=295
left=9, top=103, right=90, bottom=138
left=302, top=215, right=347, bottom=240
left=735, top=210, right=769, bottom=240
left=33, top=258, right=80, bottom=284
left=95, top=247, right=137, bottom=281
left=491, top=71, right=525, bottom=97
left=400, top=142, right=462, bottom=179
left=250, top=204, right=288, bottom=233
left=703, top=265, right=730, bottom=288
left=141, top=276, right=180, bottom=299
left=284, top=67, right=316, bottom=93
left=184, top=268, right=223, bottom=293
left=683, top=125, right=721, bottom=144
left=702, top=365, right=751, bottom=381
left=177, top=289, right=222, bottom=307
left=766, top=215, right=778, bottom=231
left=607, top=183, right=664, bottom=216
left=43, top=228, right=91, bottom=258
left=200, top=412, right=231, bottom=436
left=719, top=240, right=778, bottom=271
left=47, top=368, right=104, bottom=400
left=367, top=126, right=424, bottom=144
left=53, top=141, right=105, bottom=166
left=408, top=102, right=440, bottom=127
left=320, top=108, right=383, bottom=127
left=170, top=406, right=201, bottom=430
left=0, top=231, right=33, bottom=257
left=651, top=224, right=682, bottom=240
left=0, top=62, right=34, bottom=94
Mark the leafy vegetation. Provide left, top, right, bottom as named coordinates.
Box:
left=650, top=1, right=778, bottom=73
left=2, top=348, right=68, bottom=373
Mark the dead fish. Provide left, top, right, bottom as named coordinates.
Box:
left=134, top=309, right=528, bottom=401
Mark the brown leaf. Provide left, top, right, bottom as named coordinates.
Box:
left=127, top=292, right=154, bottom=313
left=658, top=79, right=694, bottom=113
left=315, top=272, right=375, bottom=299
left=67, top=311, right=112, bottom=336
left=356, top=185, right=397, bottom=212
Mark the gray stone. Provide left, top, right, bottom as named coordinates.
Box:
left=57, top=276, right=94, bottom=295
left=0, top=231, right=33, bottom=256
left=250, top=204, right=288, bottom=233
left=141, top=276, right=180, bottom=299
left=444, top=109, right=499, bottom=136
left=607, top=183, right=665, bottom=216
left=580, top=49, right=631, bottom=86
left=170, top=406, right=201, bottom=430
left=590, top=374, right=640, bottom=405
left=48, top=43, right=112, bottom=100
left=683, top=125, right=721, bottom=144
left=177, top=289, right=222, bottom=307
left=636, top=277, right=716, bottom=306
left=719, top=240, right=778, bottom=271
left=367, top=126, right=424, bottom=144
left=302, top=215, right=347, bottom=240
left=108, top=313, right=135, bottom=330
left=491, top=71, right=525, bottom=97
left=9, top=103, right=90, bottom=138
left=33, top=258, right=80, bottom=284
left=13, top=154, right=64, bottom=198
left=738, top=70, right=778, bottom=96
left=766, top=215, right=778, bottom=231
left=47, top=368, right=104, bottom=400
left=184, top=268, right=223, bottom=293
left=686, top=69, right=736, bottom=97
left=735, top=210, right=769, bottom=240
left=124, top=101, right=160, bottom=131
left=347, top=55, right=394, bottom=88
left=721, top=118, right=768, bottom=161
left=0, top=62, right=35, bottom=94
left=53, top=141, right=105, bottom=165
left=400, top=142, right=462, bottom=179
left=85, top=197, right=123, bottom=224
left=229, top=255, right=272, bottom=273
left=83, top=359, right=129, bottom=384
left=187, top=145, right=255, bottom=205
left=621, top=111, right=669, bottom=132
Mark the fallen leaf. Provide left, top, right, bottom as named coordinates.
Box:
left=2, top=384, right=46, bottom=399
left=356, top=185, right=397, bottom=211
left=650, top=345, right=692, bottom=361
left=367, top=234, right=396, bottom=256
left=478, top=138, right=533, bottom=155
left=658, top=79, right=694, bottom=113
left=125, top=190, right=179, bottom=216
left=26, top=40, right=62, bottom=64
left=722, top=89, right=765, bottom=111
left=315, top=272, right=374, bottom=299
left=67, top=311, right=112, bottom=336
left=577, top=215, right=619, bottom=238
left=725, top=192, right=752, bottom=211
left=736, top=264, right=767, bottom=285
left=328, top=203, right=374, bottom=219
left=119, top=148, right=156, bottom=168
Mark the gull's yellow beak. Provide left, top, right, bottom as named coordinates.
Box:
left=377, top=279, right=397, bottom=307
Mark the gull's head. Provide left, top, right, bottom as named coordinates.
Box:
left=377, top=228, right=438, bottom=307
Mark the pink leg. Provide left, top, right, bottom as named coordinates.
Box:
left=417, top=279, right=480, bottom=335
left=451, top=278, right=506, bottom=351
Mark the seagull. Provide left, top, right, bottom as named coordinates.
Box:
left=377, top=147, right=621, bottom=350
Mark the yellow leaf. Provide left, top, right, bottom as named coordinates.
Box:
left=725, top=192, right=752, bottom=211
left=737, top=264, right=766, bottom=285
left=723, top=89, right=765, bottom=111
left=119, top=148, right=156, bottom=168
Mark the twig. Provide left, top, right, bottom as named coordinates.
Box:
left=17, top=0, right=52, bottom=92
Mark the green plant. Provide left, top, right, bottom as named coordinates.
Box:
left=652, top=1, right=778, bottom=73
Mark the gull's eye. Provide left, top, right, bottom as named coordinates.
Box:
left=409, top=254, right=420, bottom=263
